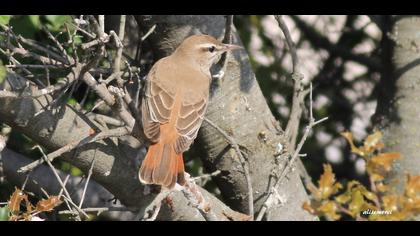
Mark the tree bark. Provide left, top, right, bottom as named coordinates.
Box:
left=1, top=148, right=137, bottom=220
left=373, top=16, right=420, bottom=192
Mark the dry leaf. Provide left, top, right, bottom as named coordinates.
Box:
left=348, top=190, right=364, bottom=217
left=302, top=201, right=315, bottom=214
left=89, top=128, right=96, bottom=135
left=222, top=210, right=252, bottom=221
left=36, top=196, right=62, bottom=212
left=8, top=188, right=25, bottom=214
left=382, top=195, right=399, bottom=212
left=341, top=132, right=365, bottom=156
left=368, top=152, right=401, bottom=174
left=376, top=182, right=389, bottom=193
left=370, top=173, right=385, bottom=182
left=318, top=201, right=340, bottom=220
left=363, top=130, right=384, bottom=153
left=335, top=181, right=357, bottom=204
left=318, top=164, right=342, bottom=200
left=306, top=182, right=321, bottom=200
left=405, top=175, right=420, bottom=199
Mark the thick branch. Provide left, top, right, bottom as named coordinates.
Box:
left=1, top=148, right=137, bottom=220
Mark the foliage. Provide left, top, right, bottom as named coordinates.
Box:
left=1, top=187, right=61, bottom=221
left=0, top=15, right=11, bottom=26
left=303, top=130, right=420, bottom=220
left=0, top=61, right=6, bottom=84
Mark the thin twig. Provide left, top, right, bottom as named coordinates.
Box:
left=141, top=24, right=156, bottom=41
left=138, top=190, right=170, bottom=221
left=34, top=145, right=89, bottom=219
left=0, top=65, right=82, bottom=99
left=114, top=15, right=126, bottom=88
left=98, top=16, right=105, bottom=38
left=78, top=150, right=96, bottom=208
left=203, top=117, right=254, bottom=220
left=59, top=206, right=137, bottom=216
left=181, top=173, right=219, bottom=221
left=43, top=26, right=73, bottom=64
left=193, top=170, right=222, bottom=182
left=18, top=127, right=130, bottom=174
left=134, top=75, right=144, bottom=109
left=135, top=24, right=156, bottom=63
left=0, top=28, right=68, bottom=64
left=82, top=72, right=135, bottom=129
left=277, top=15, right=305, bottom=145
left=213, top=15, right=234, bottom=80
left=274, top=15, right=298, bottom=73
left=256, top=84, right=328, bottom=221
left=0, top=41, right=66, bottom=67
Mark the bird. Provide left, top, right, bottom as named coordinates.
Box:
left=139, top=34, right=242, bottom=189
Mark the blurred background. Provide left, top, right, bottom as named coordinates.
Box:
left=235, top=15, right=380, bottom=188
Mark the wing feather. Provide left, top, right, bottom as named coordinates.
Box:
left=141, top=61, right=176, bottom=142
left=174, top=97, right=208, bottom=153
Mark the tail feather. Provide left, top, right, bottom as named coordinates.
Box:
left=139, top=142, right=185, bottom=189
left=162, top=150, right=177, bottom=189
left=139, top=143, right=159, bottom=184
left=152, top=144, right=171, bottom=184
left=176, top=153, right=185, bottom=185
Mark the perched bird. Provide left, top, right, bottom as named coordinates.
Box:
left=139, top=34, right=241, bottom=189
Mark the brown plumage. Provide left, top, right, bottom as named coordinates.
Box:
left=139, top=34, right=241, bottom=189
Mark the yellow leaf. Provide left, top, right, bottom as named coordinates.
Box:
left=335, top=181, right=361, bottom=204
left=369, top=172, right=385, bottom=182
left=318, top=164, right=342, bottom=199
left=369, top=152, right=401, bottom=172
left=318, top=201, right=341, bottom=220
left=363, top=130, right=384, bottom=153
left=405, top=175, right=420, bottom=199
left=302, top=201, right=315, bottom=214
left=402, top=197, right=420, bottom=215
left=349, top=190, right=364, bottom=217
left=341, top=132, right=365, bottom=156
left=335, top=192, right=351, bottom=204
left=382, top=195, right=399, bottom=212
left=357, top=185, right=377, bottom=202
left=376, top=182, right=389, bottom=193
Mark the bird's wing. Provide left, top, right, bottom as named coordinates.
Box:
left=174, top=94, right=208, bottom=153
left=141, top=62, right=176, bottom=143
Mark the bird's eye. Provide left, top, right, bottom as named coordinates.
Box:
left=208, top=46, right=215, bottom=53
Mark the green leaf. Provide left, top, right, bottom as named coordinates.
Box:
left=0, top=15, right=11, bottom=25
left=0, top=61, right=6, bottom=84
left=44, top=15, right=71, bottom=31
left=29, top=15, right=41, bottom=28
left=67, top=98, right=77, bottom=106
left=70, top=166, right=83, bottom=176
left=0, top=206, right=10, bottom=221
left=8, top=15, right=41, bottom=39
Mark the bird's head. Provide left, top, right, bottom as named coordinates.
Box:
left=174, top=34, right=242, bottom=71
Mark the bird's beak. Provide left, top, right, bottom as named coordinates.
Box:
left=221, top=44, right=243, bottom=52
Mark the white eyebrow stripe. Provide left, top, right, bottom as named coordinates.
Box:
left=197, top=43, right=215, bottom=49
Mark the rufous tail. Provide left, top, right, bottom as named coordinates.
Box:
left=139, top=142, right=185, bottom=189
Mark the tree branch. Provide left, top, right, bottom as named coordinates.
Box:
left=18, top=127, right=130, bottom=174
left=290, top=15, right=381, bottom=71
